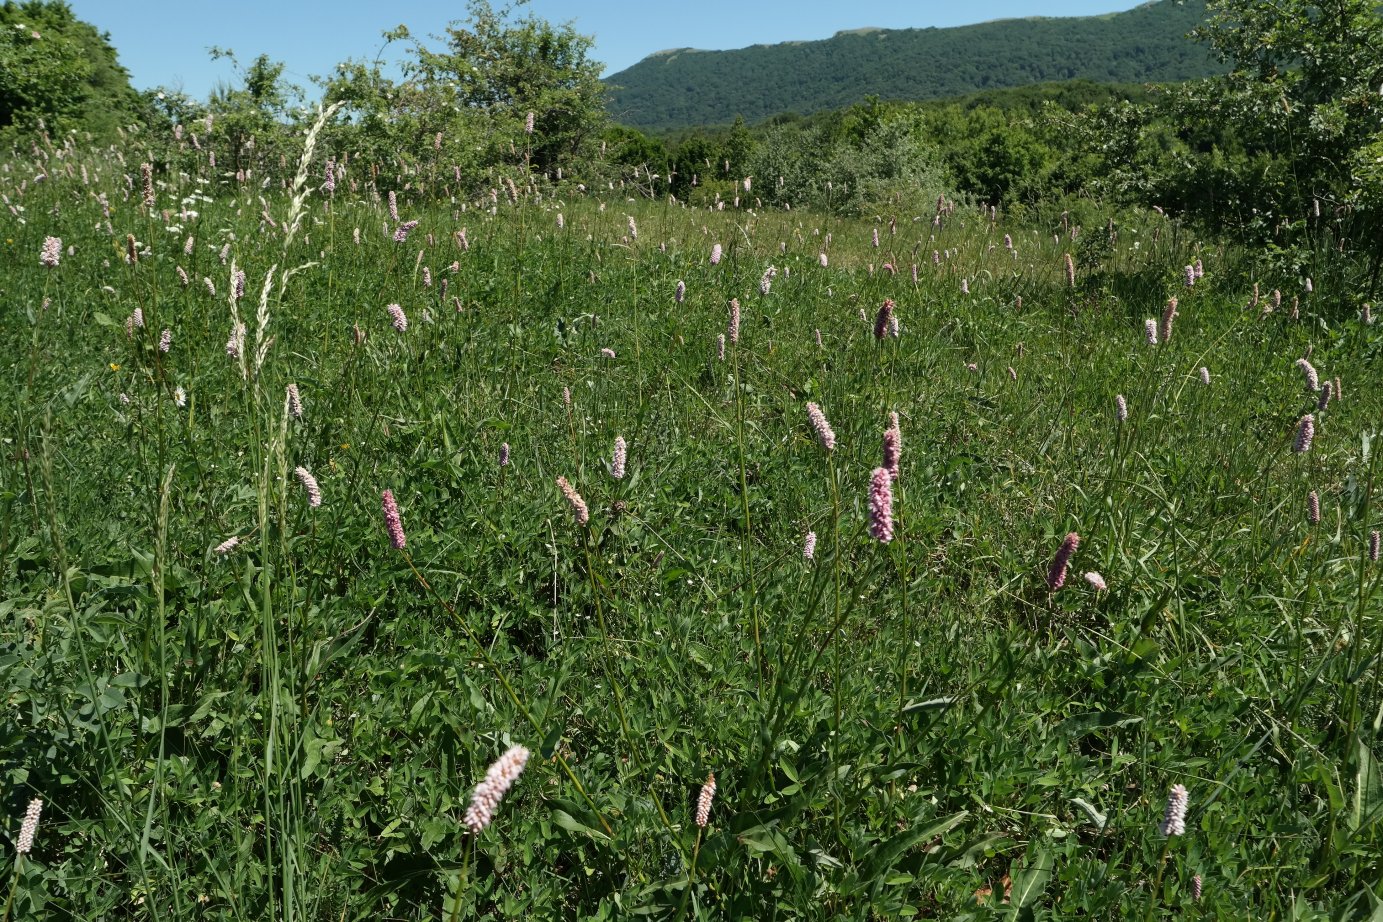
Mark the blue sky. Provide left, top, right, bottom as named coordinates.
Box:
left=66, top=0, right=1151, bottom=101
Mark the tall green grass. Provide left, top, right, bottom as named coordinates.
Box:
left=1, top=134, right=1381, bottom=919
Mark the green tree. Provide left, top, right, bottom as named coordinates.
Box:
left=0, top=0, right=138, bottom=136
left=1166, top=0, right=1383, bottom=293
left=408, top=0, right=606, bottom=176
left=206, top=50, right=299, bottom=172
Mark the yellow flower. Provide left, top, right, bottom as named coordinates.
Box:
left=109, top=362, right=121, bottom=371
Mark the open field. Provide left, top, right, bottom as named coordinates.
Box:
left=3, top=141, right=1383, bottom=919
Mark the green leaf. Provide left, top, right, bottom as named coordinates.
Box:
left=1009, top=846, right=1054, bottom=909
left=551, top=809, right=611, bottom=842
left=1069, top=797, right=1107, bottom=829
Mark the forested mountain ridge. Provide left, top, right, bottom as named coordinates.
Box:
left=604, top=0, right=1221, bottom=132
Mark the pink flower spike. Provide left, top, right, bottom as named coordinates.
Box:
left=382, top=489, right=406, bottom=549
left=557, top=476, right=589, bottom=526
left=873, top=299, right=895, bottom=341
left=1047, top=532, right=1080, bottom=591
left=868, top=467, right=894, bottom=543
left=805, top=403, right=835, bottom=453
left=464, top=745, right=531, bottom=834
left=695, top=773, right=716, bottom=828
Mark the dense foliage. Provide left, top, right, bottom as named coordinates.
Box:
left=603, top=0, right=1222, bottom=133
left=0, top=0, right=139, bottom=137
left=3, top=118, right=1383, bottom=919
left=3, top=3, right=1383, bottom=914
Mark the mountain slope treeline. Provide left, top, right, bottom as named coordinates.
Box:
left=604, top=0, right=1221, bottom=132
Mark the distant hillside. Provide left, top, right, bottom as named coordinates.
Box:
left=604, top=0, right=1220, bottom=132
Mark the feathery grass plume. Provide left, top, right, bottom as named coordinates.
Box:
left=1317, top=380, right=1333, bottom=411
left=727, top=298, right=741, bottom=344
left=381, top=489, right=406, bottom=549
left=387, top=303, right=408, bottom=332
left=1084, top=571, right=1107, bottom=591
left=696, top=773, right=717, bottom=828
left=214, top=536, right=240, bottom=555
left=805, top=402, right=835, bottom=453
left=882, top=418, right=901, bottom=481
left=1144, top=319, right=1159, bottom=346
left=1160, top=297, right=1178, bottom=344
left=295, top=466, right=322, bottom=508
left=1307, top=490, right=1321, bottom=525
left=868, top=467, right=895, bottom=542
left=716, top=333, right=726, bottom=361
left=1064, top=252, right=1076, bottom=288
left=1295, top=358, right=1319, bottom=393
left=15, top=797, right=43, bottom=854
left=556, top=476, right=589, bottom=526
left=464, top=745, right=531, bottom=834
left=499, top=442, right=510, bottom=467
left=675, top=280, right=685, bottom=303
left=141, top=161, right=154, bottom=208
left=286, top=383, right=303, bottom=419
left=814, top=329, right=823, bottom=349
left=1369, top=530, right=1379, bottom=562
left=803, top=531, right=817, bottom=560
left=1293, top=414, right=1315, bottom=453
left=1116, top=395, right=1128, bottom=423
left=1047, top=532, right=1080, bottom=591
left=282, top=102, right=341, bottom=247
left=40, top=235, right=61, bottom=267
left=1160, top=784, right=1189, bottom=836
left=710, top=243, right=722, bottom=265
left=873, top=299, right=895, bottom=340
left=611, top=436, right=627, bottom=479
left=1198, top=366, right=1210, bottom=385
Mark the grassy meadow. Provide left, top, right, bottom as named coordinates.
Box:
left=2, top=135, right=1383, bottom=920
